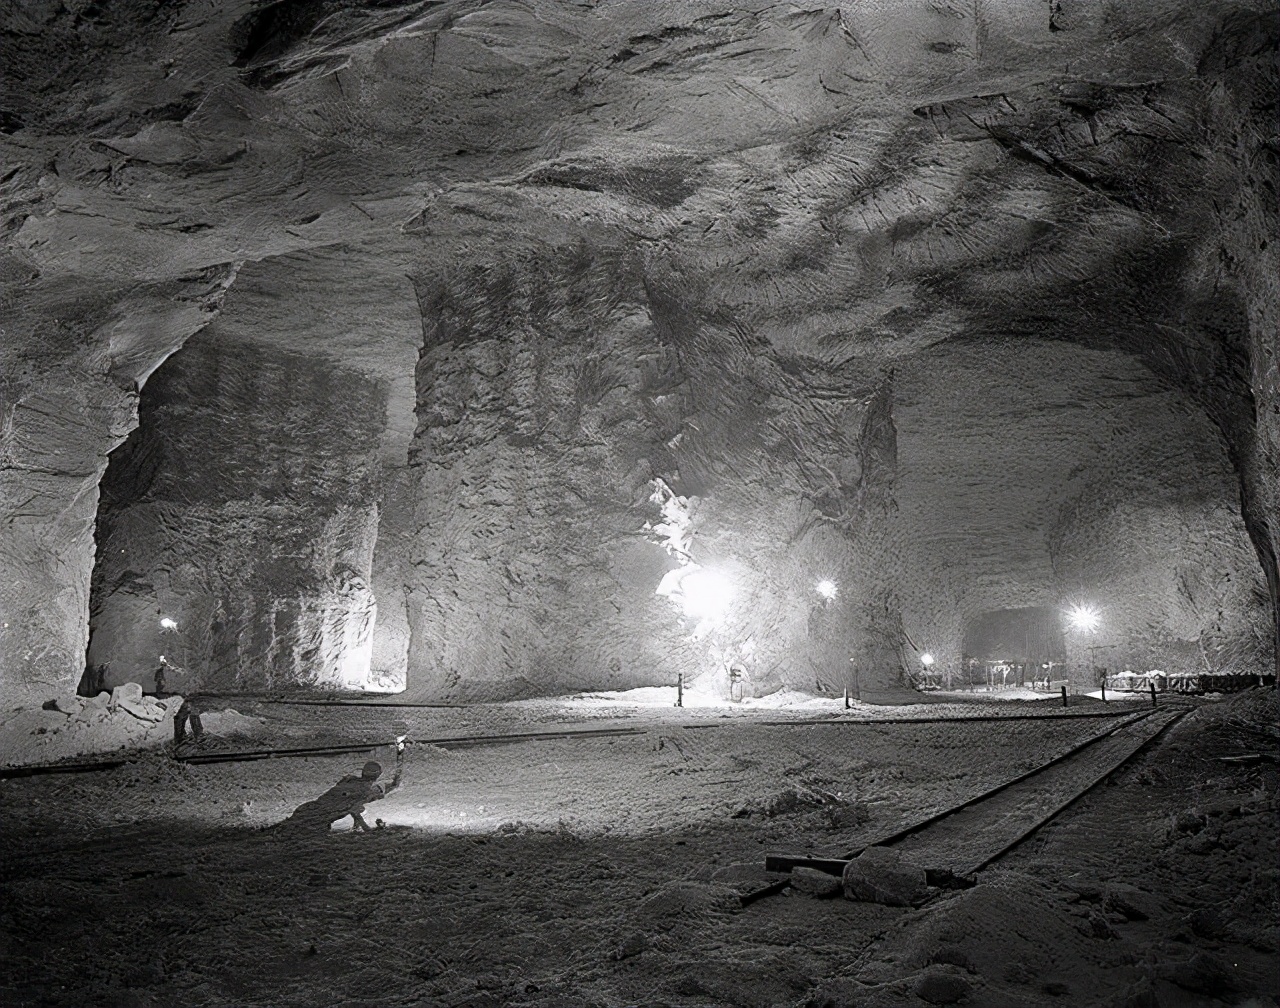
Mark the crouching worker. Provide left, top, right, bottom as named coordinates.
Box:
left=277, top=738, right=405, bottom=834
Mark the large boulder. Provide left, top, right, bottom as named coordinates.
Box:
left=118, top=698, right=165, bottom=723
left=110, top=683, right=144, bottom=708
left=842, top=847, right=928, bottom=907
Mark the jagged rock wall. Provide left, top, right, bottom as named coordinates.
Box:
left=895, top=339, right=1272, bottom=685
left=2, top=0, right=1276, bottom=707
left=89, top=328, right=385, bottom=692
left=400, top=244, right=910, bottom=700
left=85, top=249, right=419, bottom=693
left=0, top=276, right=231, bottom=709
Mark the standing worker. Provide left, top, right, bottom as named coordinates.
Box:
left=728, top=663, right=747, bottom=703
left=172, top=693, right=209, bottom=749
left=153, top=655, right=178, bottom=696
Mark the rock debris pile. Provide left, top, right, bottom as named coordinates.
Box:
left=0, top=682, right=177, bottom=766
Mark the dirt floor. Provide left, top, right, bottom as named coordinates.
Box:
left=1, top=691, right=1275, bottom=1007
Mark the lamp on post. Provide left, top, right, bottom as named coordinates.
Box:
left=920, top=652, right=935, bottom=688
left=1062, top=604, right=1102, bottom=690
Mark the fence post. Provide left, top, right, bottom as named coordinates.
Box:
left=844, top=687, right=850, bottom=709
left=1061, top=684, right=1068, bottom=707
left=1101, top=681, right=1106, bottom=702
left=1150, top=681, right=1157, bottom=709
left=676, top=671, right=683, bottom=708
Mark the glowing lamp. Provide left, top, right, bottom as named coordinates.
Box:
left=815, top=579, right=838, bottom=600
left=678, top=569, right=735, bottom=622
left=1067, top=606, right=1100, bottom=632
left=921, top=653, right=935, bottom=667
left=159, top=617, right=178, bottom=631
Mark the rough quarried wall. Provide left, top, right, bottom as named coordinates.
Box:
left=2, top=1, right=1276, bottom=707
left=400, top=244, right=911, bottom=701
left=84, top=250, right=420, bottom=693
left=895, top=340, right=1272, bottom=685
left=88, top=329, right=385, bottom=692
left=0, top=277, right=232, bottom=709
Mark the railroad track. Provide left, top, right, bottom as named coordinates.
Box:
left=757, top=705, right=1189, bottom=901
left=4, top=705, right=1147, bottom=777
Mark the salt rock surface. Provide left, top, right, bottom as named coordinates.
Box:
left=791, top=866, right=843, bottom=898
left=842, top=847, right=928, bottom=907
left=1, top=0, right=1276, bottom=708
left=635, top=881, right=741, bottom=926
left=854, top=873, right=1116, bottom=1003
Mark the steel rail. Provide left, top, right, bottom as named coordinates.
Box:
left=3, top=706, right=1144, bottom=778
left=958, top=708, right=1188, bottom=876
left=3, top=725, right=650, bottom=776
left=163, top=692, right=465, bottom=708
left=749, top=707, right=1144, bottom=729
left=1, top=757, right=135, bottom=780
left=0, top=702, right=1162, bottom=779
left=174, top=725, right=648, bottom=765
left=838, top=707, right=1158, bottom=857
left=760, top=707, right=1153, bottom=873
left=750, top=706, right=1188, bottom=903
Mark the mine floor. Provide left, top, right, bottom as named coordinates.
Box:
left=1, top=691, right=1275, bottom=1007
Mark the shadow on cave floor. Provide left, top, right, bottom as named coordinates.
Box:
left=2, top=694, right=1274, bottom=1007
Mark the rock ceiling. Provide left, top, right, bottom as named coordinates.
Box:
left=2, top=1, right=1276, bottom=703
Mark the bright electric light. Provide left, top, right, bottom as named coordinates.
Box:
left=678, top=569, right=735, bottom=622
left=159, top=617, right=178, bottom=630
left=1067, top=605, right=1100, bottom=632
left=815, top=579, right=838, bottom=600
left=921, top=653, right=935, bottom=667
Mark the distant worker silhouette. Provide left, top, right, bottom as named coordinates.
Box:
left=278, top=738, right=406, bottom=834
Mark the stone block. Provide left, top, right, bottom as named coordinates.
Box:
left=118, top=699, right=164, bottom=722
left=842, top=847, right=928, bottom=907
left=111, top=683, right=144, bottom=707
left=52, top=695, right=83, bottom=715
left=791, top=867, right=842, bottom=897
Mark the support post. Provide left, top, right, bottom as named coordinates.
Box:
left=1150, top=681, right=1157, bottom=708
left=1061, top=684, right=1068, bottom=707
left=675, top=671, right=683, bottom=708
left=1101, top=681, right=1106, bottom=702
left=844, top=687, right=850, bottom=709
